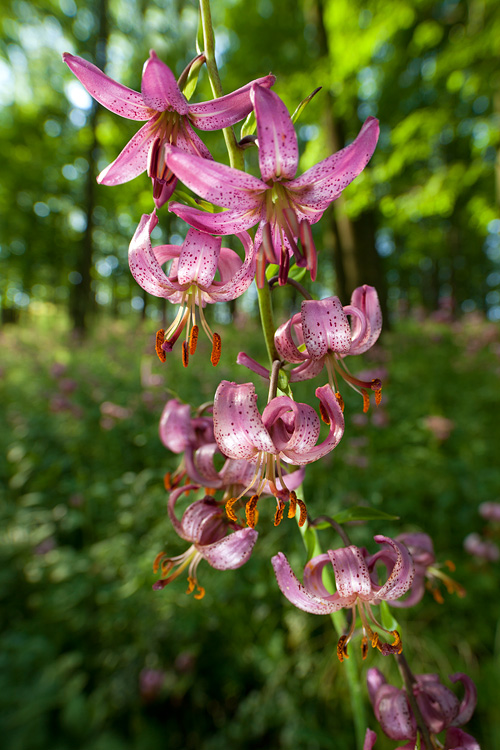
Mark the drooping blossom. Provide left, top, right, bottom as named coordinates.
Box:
left=367, top=668, right=478, bottom=748
left=239, top=285, right=383, bottom=412
left=166, top=85, right=379, bottom=283
left=153, top=488, right=257, bottom=599
left=62, top=51, right=275, bottom=206
left=464, top=532, right=500, bottom=562
left=159, top=398, right=215, bottom=489
left=129, top=211, right=256, bottom=366
left=272, top=536, right=414, bottom=660
left=370, top=532, right=466, bottom=607
left=213, top=380, right=344, bottom=527
left=479, top=501, right=500, bottom=522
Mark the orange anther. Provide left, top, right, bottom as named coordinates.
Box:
left=362, top=390, right=370, bottom=413
left=155, top=329, right=166, bottom=362
left=225, top=497, right=239, bottom=522
left=245, top=494, right=259, bottom=528
left=274, top=499, right=286, bottom=526
left=211, top=332, right=222, bottom=366
left=375, top=387, right=382, bottom=406
left=288, top=491, right=297, bottom=519
left=335, top=392, right=345, bottom=412
left=186, top=576, right=196, bottom=595
left=337, top=635, right=350, bottom=663
left=194, top=585, right=205, bottom=600
left=153, top=551, right=165, bottom=574
left=189, top=324, right=199, bottom=355
left=297, top=497, right=308, bottom=527
left=361, top=636, right=369, bottom=660
left=182, top=340, right=189, bottom=367
left=319, top=401, right=330, bottom=424
left=164, top=472, right=172, bottom=490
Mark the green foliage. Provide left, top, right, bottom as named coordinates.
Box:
left=1, top=310, right=499, bottom=748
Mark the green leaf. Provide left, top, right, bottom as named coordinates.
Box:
left=169, top=189, right=216, bottom=212
left=241, top=110, right=256, bottom=139
left=379, top=600, right=401, bottom=632
left=178, top=55, right=206, bottom=101
left=332, top=506, right=400, bottom=524
left=265, top=263, right=280, bottom=280
left=288, top=264, right=308, bottom=282
left=291, top=87, right=322, bottom=124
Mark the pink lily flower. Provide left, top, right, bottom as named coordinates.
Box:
left=272, top=536, right=414, bottom=660
left=370, top=532, right=466, bottom=607
left=129, top=211, right=256, bottom=366
left=165, top=85, right=379, bottom=283
left=266, top=285, right=382, bottom=411
left=213, top=380, right=344, bottom=527
left=159, top=398, right=215, bottom=490
left=153, top=488, right=258, bottom=599
left=367, top=668, right=478, bottom=748
left=62, top=51, right=275, bottom=206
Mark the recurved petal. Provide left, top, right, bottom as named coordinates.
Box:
left=363, top=729, right=378, bottom=750
left=141, top=50, right=189, bottom=114
left=303, top=553, right=334, bottom=598
left=208, top=232, right=257, bottom=302
left=288, top=358, right=325, bottom=382
left=169, top=202, right=259, bottom=236
left=201, top=527, right=258, bottom=570
left=180, top=497, right=226, bottom=545
left=213, top=381, right=276, bottom=460
left=301, top=297, right=352, bottom=358
left=444, top=728, right=480, bottom=750
left=252, top=84, right=298, bottom=181
left=449, top=673, right=477, bottom=727
left=167, top=484, right=201, bottom=539
left=97, top=119, right=157, bottom=185
left=159, top=398, right=194, bottom=453
left=414, top=675, right=459, bottom=734
left=272, top=552, right=343, bottom=614
left=281, top=385, right=344, bottom=464
left=347, top=285, right=383, bottom=355
left=128, top=212, right=179, bottom=297
left=367, top=668, right=388, bottom=706
left=262, top=397, right=320, bottom=457
left=274, top=313, right=307, bottom=364
left=189, top=74, right=276, bottom=130
left=328, top=545, right=372, bottom=602
left=288, top=116, right=379, bottom=206
left=165, top=145, right=267, bottom=208
left=236, top=352, right=270, bottom=379
left=372, top=536, right=415, bottom=602
left=373, top=684, right=417, bottom=742
left=177, top=229, right=221, bottom=288
left=62, top=52, right=151, bottom=120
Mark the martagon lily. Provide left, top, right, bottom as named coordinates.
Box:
left=366, top=667, right=478, bottom=749
left=62, top=51, right=275, bottom=206
left=238, top=284, right=383, bottom=412
left=166, top=84, right=379, bottom=284
left=213, top=380, right=345, bottom=527
left=272, top=536, right=414, bottom=661
left=153, top=488, right=258, bottom=599
left=129, top=211, right=256, bottom=366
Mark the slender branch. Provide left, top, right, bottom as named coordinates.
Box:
left=267, top=360, right=281, bottom=402
left=269, top=275, right=313, bottom=300
left=257, top=282, right=279, bottom=365
left=396, top=653, right=435, bottom=750
left=309, top=514, right=352, bottom=547
left=198, top=0, right=244, bottom=170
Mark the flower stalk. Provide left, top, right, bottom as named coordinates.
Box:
left=198, top=0, right=244, bottom=170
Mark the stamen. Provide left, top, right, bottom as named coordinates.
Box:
left=278, top=243, right=290, bottom=286
left=255, top=247, right=267, bottom=288
left=445, top=560, right=456, bottom=572
left=288, top=491, right=297, bottom=519
left=186, top=576, right=196, bottom=595
left=155, top=329, right=166, bottom=363
left=274, top=498, right=286, bottom=526
left=189, top=324, right=199, bottom=355
left=361, top=636, right=369, bottom=660
left=335, top=392, right=345, bottom=412
left=211, top=333, right=222, bottom=366
left=319, top=401, right=330, bottom=424
left=362, top=390, right=370, bottom=413
left=153, top=551, right=166, bottom=574
left=337, top=635, right=350, bottom=662
left=164, top=472, right=172, bottom=490
left=204, top=487, right=216, bottom=496
left=182, top=340, right=189, bottom=368
left=225, top=497, right=239, bottom=522
left=374, top=385, right=382, bottom=406
left=297, top=497, right=307, bottom=527
left=194, top=585, right=205, bottom=600
left=245, top=494, right=259, bottom=528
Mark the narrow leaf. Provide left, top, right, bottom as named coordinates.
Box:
left=291, top=87, right=322, bottom=124
left=332, top=506, right=399, bottom=524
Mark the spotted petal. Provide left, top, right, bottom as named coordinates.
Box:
left=202, top=527, right=258, bottom=569
left=141, top=50, right=189, bottom=114
left=272, top=552, right=343, bottom=614
left=328, top=545, right=372, bottom=603
left=346, top=285, right=382, bottom=355
left=372, top=535, right=415, bottom=602
left=288, top=116, right=379, bottom=207
left=62, top=52, right=152, bottom=120
left=189, top=74, right=276, bottom=130
left=213, top=381, right=276, bottom=460
left=301, top=297, right=352, bottom=358
left=159, top=398, right=195, bottom=453
left=97, top=118, right=158, bottom=185
left=177, top=229, right=221, bottom=288
left=252, top=84, right=298, bottom=181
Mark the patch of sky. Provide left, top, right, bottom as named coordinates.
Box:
left=214, top=303, right=231, bottom=324
left=487, top=306, right=500, bottom=321
left=131, top=296, right=144, bottom=311
left=73, top=8, right=95, bottom=42
left=0, top=59, right=14, bottom=106
left=65, top=79, right=93, bottom=110
left=44, top=119, right=61, bottom=137
left=68, top=208, right=87, bottom=233
left=34, top=202, right=50, bottom=218
left=59, top=0, right=76, bottom=17
left=62, top=164, right=79, bottom=181
left=96, top=288, right=111, bottom=306
left=69, top=109, right=87, bottom=128
left=376, top=229, right=395, bottom=258
left=299, top=125, right=319, bottom=142
left=96, top=256, right=119, bottom=278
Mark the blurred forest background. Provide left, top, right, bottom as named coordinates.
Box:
left=1, top=1, right=500, bottom=749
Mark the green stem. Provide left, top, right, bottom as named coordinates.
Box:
left=198, top=0, right=244, bottom=170
left=298, top=517, right=367, bottom=749
left=256, top=282, right=279, bottom=366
